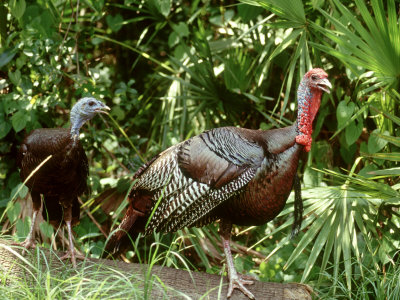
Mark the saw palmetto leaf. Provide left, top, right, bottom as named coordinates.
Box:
left=312, top=0, right=400, bottom=91
left=276, top=179, right=398, bottom=291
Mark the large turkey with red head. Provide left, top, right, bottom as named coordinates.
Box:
left=106, top=68, right=331, bottom=299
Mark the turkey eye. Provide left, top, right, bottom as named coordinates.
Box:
left=311, top=75, right=318, bottom=80
left=88, top=101, right=95, bottom=106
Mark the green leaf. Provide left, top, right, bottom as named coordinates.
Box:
left=237, top=3, right=263, bottom=22
left=268, top=29, right=302, bottom=63
left=358, top=164, right=378, bottom=178
left=371, top=133, right=400, bottom=148
left=106, top=14, right=124, bottom=32
left=0, top=121, right=12, bottom=139
left=331, top=104, right=367, bottom=140
left=242, top=0, right=305, bottom=25
left=209, top=10, right=235, bottom=26
left=157, top=0, right=171, bottom=17
left=363, top=152, right=400, bottom=162
left=15, top=55, right=26, bottom=69
left=336, top=100, right=355, bottom=128
left=39, top=222, right=54, bottom=238
left=16, top=218, right=30, bottom=239
left=0, top=48, right=17, bottom=68
left=345, top=118, right=363, bottom=145
left=168, top=32, right=179, bottom=48
left=285, top=205, right=329, bottom=271
left=18, top=184, right=28, bottom=198
left=370, top=104, right=400, bottom=127
left=314, top=0, right=400, bottom=90
left=172, top=22, right=189, bottom=38
left=8, top=69, right=21, bottom=86
left=368, top=129, right=389, bottom=154
left=301, top=210, right=334, bottom=281
left=367, top=167, right=400, bottom=177
left=9, top=0, right=26, bottom=19
left=11, top=110, right=27, bottom=133
left=22, top=6, right=56, bottom=38
left=340, top=143, right=357, bottom=164
left=94, top=34, right=175, bottom=74
left=111, top=106, right=125, bottom=121
left=303, top=166, right=321, bottom=188
left=7, top=201, right=21, bottom=223
left=311, top=0, right=324, bottom=9
left=91, top=37, right=105, bottom=46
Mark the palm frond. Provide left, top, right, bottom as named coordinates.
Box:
left=312, top=0, right=400, bottom=90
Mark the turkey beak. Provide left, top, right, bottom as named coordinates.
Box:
left=97, top=105, right=111, bottom=115
left=317, top=78, right=332, bottom=94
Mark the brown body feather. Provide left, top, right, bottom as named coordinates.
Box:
left=16, top=97, right=109, bottom=269
left=106, top=124, right=302, bottom=252
left=18, top=128, right=88, bottom=226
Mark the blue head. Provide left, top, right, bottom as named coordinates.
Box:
left=70, top=97, right=110, bottom=137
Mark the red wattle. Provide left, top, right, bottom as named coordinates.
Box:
left=296, top=135, right=312, bottom=152
left=296, top=89, right=321, bottom=152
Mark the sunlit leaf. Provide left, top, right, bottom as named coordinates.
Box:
left=368, top=129, right=389, bottom=154
left=313, top=0, right=400, bottom=91
left=9, top=0, right=26, bottom=19
left=363, top=152, right=400, bottom=162
left=11, top=111, right=27, bottom=133
left=241, top=0, right=305, bottom=25
left=367, top=167, right=400, bottom=177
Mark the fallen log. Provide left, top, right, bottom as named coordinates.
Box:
left=0, top=238, right=312, bottom=299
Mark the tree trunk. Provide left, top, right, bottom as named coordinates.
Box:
left=0, top=239, right=312, bottom=299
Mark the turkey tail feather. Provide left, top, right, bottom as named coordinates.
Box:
left=291, top=174, right=303, bottom=239
left=104, top=205, right=143, bottom=256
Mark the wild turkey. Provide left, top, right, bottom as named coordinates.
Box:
left=17, top=97, right=110, bottom=268
left=105, top=68, right=331, bottom=298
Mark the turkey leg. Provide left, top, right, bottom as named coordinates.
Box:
left=220, top=219, right=255, bottom=299
left=13, top=192, right=41, bottom=250
left=59, top=204, right=85, bottom=268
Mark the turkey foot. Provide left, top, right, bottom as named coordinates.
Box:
left=12, top=238, right=37, bottom=255
left=227, top=272, right=255, bottom=299
left=12, top=209, right=39, bottom=254
left=59, top=250, right=86, bottom=268
left=221, top=227, right=256, bottom=299
left=62, top=216, right=87, bottom=268
left=16, top=238, right=36, bottom=249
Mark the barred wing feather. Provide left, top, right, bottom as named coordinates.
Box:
left=138, top=127, right=265, bottom=234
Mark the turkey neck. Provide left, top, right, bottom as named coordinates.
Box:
left=70, top=117, right=85, bottom=140
left=70, top=107, right=89, bottom=141
left=295, top=80, right=322, bottom=152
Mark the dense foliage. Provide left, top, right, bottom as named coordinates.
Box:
left=1, top=0, right=399, bottom=298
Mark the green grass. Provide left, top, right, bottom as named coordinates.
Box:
left=315, top=257, right=400, bottom=300
left=1, top=268, right=144, bottom=300
left=0, top=235, right=196, bottom=300
left=2, top=235, right=399, bottom=300
left=0, top=251, right=142, bottom=299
